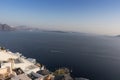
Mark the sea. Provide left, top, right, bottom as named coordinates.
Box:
left=0, top=31, right=120, bottom=80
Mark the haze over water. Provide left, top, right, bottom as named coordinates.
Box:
left=0, top=31, right=120, bottom=80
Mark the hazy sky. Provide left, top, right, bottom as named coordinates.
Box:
left=0, top=0, right=120, bottom=35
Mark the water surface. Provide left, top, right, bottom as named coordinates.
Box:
left=0, top=31, right=120, bottom=80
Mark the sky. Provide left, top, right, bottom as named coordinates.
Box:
left=0, top=0, right=120, bottom=35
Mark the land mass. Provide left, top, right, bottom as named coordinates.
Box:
left=0, top=23, right=15, bottom=31
left=116, top=35, right=120, bottom=37
left=0, top=23, right=75, bottom=34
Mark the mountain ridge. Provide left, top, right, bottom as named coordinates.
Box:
left=0, top=23, right=15, bottom=31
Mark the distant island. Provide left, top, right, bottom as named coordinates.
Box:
left=116, top=35, right=120, bottom=37
left=0, top=23, right=76, bottom=34
left=43, top=30, right=70, bottom=33
left=0, top=23, right=15, bottom=31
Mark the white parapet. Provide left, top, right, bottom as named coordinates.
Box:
left=0, top=50, right=40, bottom=74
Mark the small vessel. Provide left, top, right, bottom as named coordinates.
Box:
left=50, top=50, right=64, bottom=54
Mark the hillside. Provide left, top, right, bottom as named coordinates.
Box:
left=0, top=24, right=15, bottom=31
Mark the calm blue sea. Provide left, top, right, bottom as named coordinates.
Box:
left=0, top=31, right=120, bottom=80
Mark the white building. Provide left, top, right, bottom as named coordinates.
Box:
left=0, top=50, right=40, bottom=74
left=11, top=74, right=32, bottom=80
